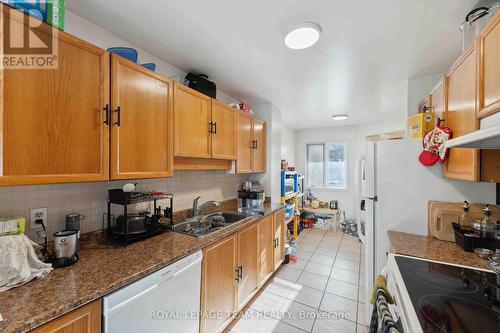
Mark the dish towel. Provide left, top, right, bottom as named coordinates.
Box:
left=0, top=234, right=53, bottom=292
left=369, top=275, right=400, bottom=333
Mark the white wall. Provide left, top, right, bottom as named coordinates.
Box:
left=407, top=73, right=443, bottom=116
left=281, top=125, right=296, bottom=167
left=295, top=116, right=407, bottom=218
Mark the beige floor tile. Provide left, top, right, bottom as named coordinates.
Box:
left=319, top=239, right=341, bottom=248
left=340, top=245, right=361, bottom=254
left=288, top=259, right=308, bottom=270
left=358, top=274, right=365, bottom=286
left=319, top=293, right=357, bottom=322
left=287, top=283, right=324, bottom=308
left=279, top=299, right=318, bottom=332
left=331, top=268, right=359, bottom=284
left=315, top=246, right=338, bottom=257
left=334, top=258, right=360, bottom=273
left=357, top=324, right=369, bottom=333
left=276, top=266, right=303, bottom=282
left=312, top=315, right=356, bottom=333
left=230, top=309, right=278, bottom=333
left=310, top=253, right=335, bottom=266
left=325, top=279, right=358, bottom=301
left=297, top=271, right=328, bottom=291
left=301, top=239, right=321, bottom=247
left=336, top=251, right=360, bottom=262
left=263, top=277, right=295, bottom=298
left=303, top=233, right=324, bottom=240
left=357, top=286, right=367, bottom=304
left=249, top=291, right=289, bottom=316
left=297, top=250, right=314, bottom=261
left=268, top=320, right=307, bottom=333
left=357, top=302, right=370, bottom=326
left=299, top=244, right=317, bottom=253
left=304, top=261, right=332, bottom=277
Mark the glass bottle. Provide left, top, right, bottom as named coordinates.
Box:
left=480, top=205, right=495, bottom=238
left=458, top=201, right=473, bottom=232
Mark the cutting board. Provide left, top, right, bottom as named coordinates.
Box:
left=428, top=201, right=500, bottom=242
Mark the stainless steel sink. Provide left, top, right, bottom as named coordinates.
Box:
left=173, top=211, right=250, bottom=237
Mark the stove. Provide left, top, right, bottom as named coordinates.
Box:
left=387, top=255, right=500, bottom=333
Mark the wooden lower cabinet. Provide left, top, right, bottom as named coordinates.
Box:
left=273, top=209, right=286, bottom=271
left=237, top=223, right=259, bottom=310
left=259, top=214, right=275, bottom=285
left=30, top=300, right=101, bottom=333
left=201, top=234, right=238, bottom=333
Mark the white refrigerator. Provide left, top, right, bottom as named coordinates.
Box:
left=361, top=139, right=496, bottom=304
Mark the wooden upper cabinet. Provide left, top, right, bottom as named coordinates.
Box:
left=110, top=54, right=173, bottom=179
left=417, top=95, right=431, bottom=114
left=430, top=78, right=445, bottom=120
left=0, top=14, right=109, bottom=185
left=211, top=100, right=237, bottom=160
left=30, top=299, right=101, bottom=333
left=201, top=234, right=237, bottom=333
left=236, top=223, right=259, bottom=310
left=236, top=112, right=254, bottom=173
left=444, top=44, right=480, bottom=181
left=477, top=10, right=500, bottom=119
left=173, top=83, right=212, bottom=158
left=258, top=214, right=274, bottom=285
left=273, top=209, right=286, bottom=270
left=253, top=118, right=266, bottom=173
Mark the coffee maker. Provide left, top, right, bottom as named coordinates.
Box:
left=238, top=182, right=265, bottom=215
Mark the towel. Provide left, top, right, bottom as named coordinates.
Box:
left=370, top=275, right=394, bottom=305
left=0, top=234, right=53, bottom=292
left=369, top=289, right=400, bottom=333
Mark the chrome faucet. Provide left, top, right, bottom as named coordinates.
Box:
left=192, top=196, right=221, bottom=217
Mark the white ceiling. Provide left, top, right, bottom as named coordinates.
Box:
left=67, top=0, right=477, bottom=129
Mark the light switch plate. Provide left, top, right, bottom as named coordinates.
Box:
left=30, top=207, right=47, bottom=230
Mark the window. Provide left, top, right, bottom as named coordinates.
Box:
left=306, top=142, right=346, bottom=189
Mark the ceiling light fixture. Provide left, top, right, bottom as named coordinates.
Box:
left=284, top=22, right=322, bottom=49
left=331, top=114, right=349, bottom=121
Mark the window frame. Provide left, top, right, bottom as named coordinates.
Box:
left=305, top=142, right=347, bottom=191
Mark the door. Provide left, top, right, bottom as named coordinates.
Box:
left=253, top=118, right=266, bottom=173
left=430, top=78, right=445, bottom=119
left=110, top=54, right=173, bottom=179
left=30, top=299, right=101, bottom=333
left=201, top=234, right=237, bottom=333
left=211, top=100, right=237, bottom=160
left=273, top=209, right=286, bottom=270
left=236, top=112, right=254, bottom=173
left=1, top=13, right=109, bottom=185
left=174, top=83, right=212, bottom=158
left=477, top=11, right=500, bottom=119
left=237, top=224, right=259, bottom=310
left=444, top=44, right=480, bottom=181
left=259, top=215, right=274, bottom=285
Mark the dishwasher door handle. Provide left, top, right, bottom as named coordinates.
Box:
left=158, top=256, right=202, bottom=285
left=106, top=284, right=158, bottom=314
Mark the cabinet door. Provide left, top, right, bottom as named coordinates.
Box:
left=259, top=215, right=274, bottom=285
left=417, top=95, right=431, bottom=113
left=173, top=83, right=212, bottom=158
left=273, top=209, right=286, bottom=270
left=201, top=234, right=237, bottom=333
left=444, top=45, right=480, bottom=181
left=110, top=55, right=173, bottom=179
left=236, top=112, right=254, bottom=173
left=1, top=15, right=109, bottom=185
left=477, top=11, right=500, bottom=119
left=253, top=118, right=266, bottom=173
left=430, top=78, right=445, bottom=119
left=30, top=299, right=101, bottom=333
left=237, top=223, right=259, bottom=310
left=211, top=100, right=237, bottom=160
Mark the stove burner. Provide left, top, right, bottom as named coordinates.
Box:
left=418, top=294, right=500, bottom=333
left=405, top=262, right=478, bottom=293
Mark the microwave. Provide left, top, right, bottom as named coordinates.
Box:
left=284, top=178, right=295, bottom=194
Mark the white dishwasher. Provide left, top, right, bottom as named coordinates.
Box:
left=103, top=250, right=202, bottom=333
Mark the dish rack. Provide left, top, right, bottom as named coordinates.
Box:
left=452, top=223, right=496, bottom=252
left=106, top=189, right=174, bottom=244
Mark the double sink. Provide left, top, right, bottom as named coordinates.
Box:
left=173, top=211, right=250, bottom=237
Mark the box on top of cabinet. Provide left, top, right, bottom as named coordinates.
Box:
left=407, top=112, right=435, bottom=139
left=1, top=0, right=65, bottom=30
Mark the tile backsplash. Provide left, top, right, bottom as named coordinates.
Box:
left=0, top=171, right=249, bottom=242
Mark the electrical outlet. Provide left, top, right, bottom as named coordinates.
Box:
left=30, top=207, right=47, bottom=230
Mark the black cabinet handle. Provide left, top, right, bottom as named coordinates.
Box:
left=208, top=121, right=213, bottom=133
left=213, top=122, right=217, bottom=134
left=103, top=104, right=110, bottom=125
left=235, top=267, right=240, bottom=281
left=255, top=140, right=258, bottom=149
left=114, top=106, right=121, bottom=126
left=238, top=265, right=243, bottom=279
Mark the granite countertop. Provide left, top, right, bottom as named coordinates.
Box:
left=0, top=203, right=284, bottom=333
left=387, top=231, right=491, bottom=270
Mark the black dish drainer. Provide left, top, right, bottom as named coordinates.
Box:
left=106, top=189, right=174, bottom=244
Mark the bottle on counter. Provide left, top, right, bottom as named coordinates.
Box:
left=480, top=205, right=495, bottom=238
left=458, top=201, right=473, bottom=232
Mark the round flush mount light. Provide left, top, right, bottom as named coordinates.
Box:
left=331, top=114, right=349, bottom=121
left=284, top=22, right=322, bottom=49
